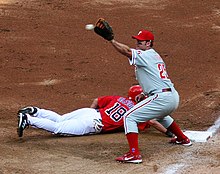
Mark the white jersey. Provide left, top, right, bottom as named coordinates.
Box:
left=130, top=48, right=174, bottom=95
left=124, top=48, right=179, bottom=134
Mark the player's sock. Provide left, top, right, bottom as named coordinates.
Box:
left=126, top=133, right=140, bottom=155
left=167, top=121, right=187, bottom=140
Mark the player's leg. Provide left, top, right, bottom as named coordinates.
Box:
left=23, top=108, right=101, bottom=136
left=26, top=115, right=96, bottom=135
left=164, top=117, right=192, bottom=146
left=18, top=106, right=62, bottom=121
left=59, top=108, right=97, bottom=121
left=128, top=91, right=190, bottom=139
left=155, top=91, right=191, bottom=145
left=116, top=96, right=160, bottom=163
left=116, top=91, right=190, bottom=163
left=124, top=94, right=164, bottom=134
left=33, top=108, right=62, bottom=122
left=33, top=108, right=95, bottom=123
left=17, top=107, right=62, bottom=137
left=135, top=91, right=191, bottom=145
left=17, top=111, right=61, bottom=137
left=55, top=108, right=101, bottom=135
left=27, top=115, right=59, bottom=133
left=53, top=117, right=96, bottom=135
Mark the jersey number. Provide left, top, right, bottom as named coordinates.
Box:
left=158, top=63, right=169, bottom=79
left=105, top=103, right=127, bottom=122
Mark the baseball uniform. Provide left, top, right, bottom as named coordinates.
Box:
left=26, top=96, right=150, bottom=136
left=124, top=48, right=178, bottom=134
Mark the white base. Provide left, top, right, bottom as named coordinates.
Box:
left=183, top=130, right=213, bottom=142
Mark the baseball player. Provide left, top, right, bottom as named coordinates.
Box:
left=94, top=19, right=192, bottom=164
left=17, top=85, right=173, bottom=138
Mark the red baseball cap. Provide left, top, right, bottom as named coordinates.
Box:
left=132, top=30, right=154, bottom=41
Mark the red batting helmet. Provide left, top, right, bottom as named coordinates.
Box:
left=128, top=85, right=143, bottom=101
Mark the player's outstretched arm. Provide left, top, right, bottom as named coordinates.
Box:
left=90, top=98, right=98, bottom=108
left=148, top=120, right=167, bottom=134
left=149, top=120, right=174, bottom=137
left=110, top=39, right=132, bottom=60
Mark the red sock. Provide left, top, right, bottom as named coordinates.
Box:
left=167, top=121, right=187, bottom=140
left=126, top=133, right=140, bottom=155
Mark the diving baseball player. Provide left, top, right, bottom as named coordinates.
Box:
left=17, top=85, right=173, bottom=137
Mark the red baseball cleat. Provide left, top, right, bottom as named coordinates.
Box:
left=115, top=152, right=142, bottom=164
left=170, top=137, right=192, bottom=146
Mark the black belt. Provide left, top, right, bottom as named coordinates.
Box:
left=95, top=109, right=100, bottom=112
left=162, top=88, right=172, bottom=92
left=149, top=88, right=172, bottom=96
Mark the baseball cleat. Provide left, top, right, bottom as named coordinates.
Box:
left=115, top=152, right=142, bottom=164
left=18, top=106, right=37, bottom=115
left=17, top=113, right=29, bottom=137
left=170, top=137, right=192, bottom=146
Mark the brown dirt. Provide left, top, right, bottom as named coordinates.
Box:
left=0, top=0, right=219, bottom=173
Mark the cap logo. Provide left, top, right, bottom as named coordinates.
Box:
left=138, top=31, right=142, bottom=35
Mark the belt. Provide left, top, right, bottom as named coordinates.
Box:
left=148, top=88, right=172, bottom=96
left=95, top=109, right=100, bottom=112
left=162, top=88, right=172, bottom=92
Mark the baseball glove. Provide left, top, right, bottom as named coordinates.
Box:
left=94, top=18, right=114, bottom=41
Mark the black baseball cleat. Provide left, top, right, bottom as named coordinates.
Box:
left=17, top=113, right=29, bottom=137
left=17, top=106, right=37, bottom=115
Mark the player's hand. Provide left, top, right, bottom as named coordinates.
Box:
left=135, top=93, right=145, bottom=103
left=93, top=119, right=104, bottom=133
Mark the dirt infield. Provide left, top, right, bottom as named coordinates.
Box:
left=0, top=0, right=219, bottom=173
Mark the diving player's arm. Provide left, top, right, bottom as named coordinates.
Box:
left=90, top=98, right=98, bottom=109
left=148, top=120, right=167, bottom=133
left=149, top=120, right=174, bottom=137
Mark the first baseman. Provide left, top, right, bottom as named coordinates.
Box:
left=94, top=18, right=192, bottom=164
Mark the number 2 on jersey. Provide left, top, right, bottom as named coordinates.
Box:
left=158, top=63, right=169, bottom=79
left=105, top=102, right=127, bottom=122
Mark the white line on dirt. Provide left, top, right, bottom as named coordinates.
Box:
left=18, top=79, right=61, bottom=86
left=207, top=116, right=220, bottom=135
left=162, top=163, right=185, bottom=174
